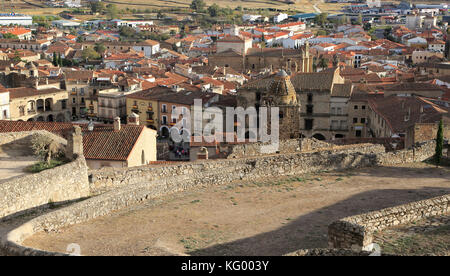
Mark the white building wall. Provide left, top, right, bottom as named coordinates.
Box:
left=0, top=92, right=10, bottom=120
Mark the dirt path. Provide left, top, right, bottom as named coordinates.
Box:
left=23, top=163, right=450, bottom=256
left=0, top=156, right=37, bottom=184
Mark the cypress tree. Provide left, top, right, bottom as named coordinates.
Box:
left=52, top=52, right=57, bottom=66
left=435, top=119, right=443, bottom=165
left=58, top=53, right=63, bottom=67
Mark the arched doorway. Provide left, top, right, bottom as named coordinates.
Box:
left=312, top=133, right=326, bottom=140
left=47, top=114, right=54, bottom=122
left=160, top=126, right=170, bottom=138
left=45, top=98, right=53, bottom=111
left=36, top=99, right=44, bottom=112
left=36, top=116, right=44, bottom=122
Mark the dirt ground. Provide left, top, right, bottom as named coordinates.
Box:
left=374, top=215, right=450, bottom=256
left=0, top=156, right=37, bottom=184
left=23, top=162, right=450, bottom=256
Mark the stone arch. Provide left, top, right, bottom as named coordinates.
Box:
left=45, top=98, right=53, bottom=111
left=47, top=114, right=54, bottom=122
left=27, top=118, right=34, bottom=122
left=36, top=116, right=44, bottom=122
left=312, top=133, right=326, bottom=140
left=27, top=100, right=36, bottom=113
left=160, top=126, right=170, bottom=138
left=36, top=99, right=44, bottom=112
left=56, top=113, right=65, bottom=122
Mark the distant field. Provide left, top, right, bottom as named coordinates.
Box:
left=6, top=0, right=347, bottom=17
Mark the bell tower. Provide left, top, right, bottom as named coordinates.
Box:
left=260, top=70, right=301, bottom=140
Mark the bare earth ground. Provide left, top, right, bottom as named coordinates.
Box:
left=23, top=162, right=450, bottom=256
left=374, top=215, right=450, bottom=256
left=0, top=156, right=37, bottom=184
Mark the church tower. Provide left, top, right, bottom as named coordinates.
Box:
left=261, top=70, right=301, bottom=140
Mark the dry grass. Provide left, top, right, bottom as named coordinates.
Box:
left=9, top=0, right=348, bottom=17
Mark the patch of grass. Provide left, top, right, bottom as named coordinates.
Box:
left=190, top=199, right=201, bottom=204
left=180, top=237, right=198, bottom=251
left=335, top=177, right=343, bottom=181
left=26, top=159, right=68, bottom=173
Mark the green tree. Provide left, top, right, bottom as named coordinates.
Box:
left=82, top=47, right=101, bottom=60
left=106, top=4, right=120, bottom=20
left=190, top=0, right=206, bottom=12
left=89, top=1, right=105, bottom=14
left=2, top=33, right=19, bottom=39
left=94, top=43, right=106, bottom=54
left=12, top=51, right=22, bottom=63
left=317, top=57, right=328, bottom=71
left=314, top=13, right=328, bottom=27
left=208, top=4, right=221, bottom=17
left=357, top=14, right=363, bottom=25
left=52, top=52, right=58, bottom=66
left=58, top=53, right=63, bottom=67
left=435, top=119, right=444, bottom=165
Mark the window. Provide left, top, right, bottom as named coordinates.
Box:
left=331, top=107, right=336, bottom=115
left=72, top=98, right=76, bottom=104
left=362, top=105, right=366, bottom=110
left=355, top=130, right=362, bottom=137
left=305, top=119, right=313, bottom=130
left=306, top=105, right=313, bottom=114
left=354, top=105, right=358, bottom=110
left=353, top=118, right=358, bottom=123
left=337, top=107, right=342, bottom=115
left=162, top=104, right=167, bottom=113
left=361, top=118, right=366, bottom=124
left=307, top=93, right=313, bottom=102
left=62, top=100, right=67, bottom=110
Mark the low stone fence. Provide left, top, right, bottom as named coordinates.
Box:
left=376, top=140, right=436, bottom=165
left=226, top=138, right=331, bottom=159
left=328, top=194, right=450, bottom=250
left=89, top=143, right=385, bottom=194
left=0, top=155, right=90, bottom=220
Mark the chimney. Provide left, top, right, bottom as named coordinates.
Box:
left=113, top=117, right=121, bottom=131
left=127, top=113, right=140, bottom=125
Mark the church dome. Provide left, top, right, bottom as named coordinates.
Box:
left=267, top=70, right=298, bottom=105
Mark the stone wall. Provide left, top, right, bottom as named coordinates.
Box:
left=376, top=140, right=436, bottom=165
left=0, top=155, right=90, bottom=220
left=89, top=143, right=385, bottom=194
left=0, top=139, right=439, bottom=256
left=224, top=138, right=331, bottom=159
left=328, top=194, right=450, bottom=250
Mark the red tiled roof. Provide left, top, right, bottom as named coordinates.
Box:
left=0, top=120, right=146, bottom=161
